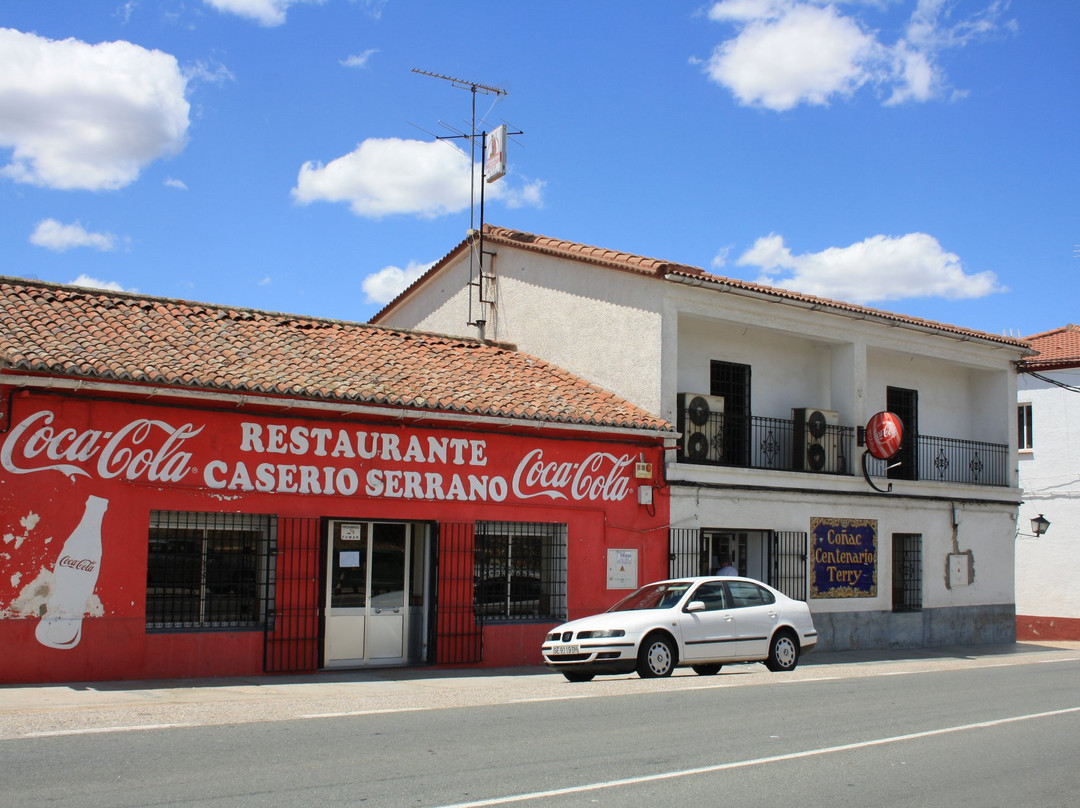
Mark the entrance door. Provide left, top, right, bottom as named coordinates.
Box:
left=325, top=521, right=424, bottom=667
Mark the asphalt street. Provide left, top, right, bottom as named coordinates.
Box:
left=3, top=640, right=1078, bottom=741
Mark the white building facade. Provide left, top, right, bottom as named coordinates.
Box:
left=1015, top=326, right=1080, bottom=640
left=374, top=226, right=1033, bottom=650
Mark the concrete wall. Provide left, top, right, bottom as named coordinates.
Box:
left=1016, top=369, right=1080, bottom=635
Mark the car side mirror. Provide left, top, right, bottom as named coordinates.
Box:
left=685, top=601, right=706, bottom=613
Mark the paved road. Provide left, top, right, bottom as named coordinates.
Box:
left=3, top=641, right=1079, bottom=807
left=2, top=641, right=1078, bottom=741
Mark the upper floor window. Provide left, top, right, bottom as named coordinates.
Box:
left=1018, top=402, right=1033, bottom=451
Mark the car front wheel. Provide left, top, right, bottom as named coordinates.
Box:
left=637, top=634, right=676, bottom=678
left=765, top=630, right=799, bottom=672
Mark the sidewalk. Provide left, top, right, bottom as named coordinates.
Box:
left=3, top=641, right=1078, bottom=741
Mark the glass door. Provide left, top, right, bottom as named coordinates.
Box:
left=324, top=521, right=418, bottom=667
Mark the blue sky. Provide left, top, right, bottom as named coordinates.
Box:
left=1, top=1, right=1076, bottom=338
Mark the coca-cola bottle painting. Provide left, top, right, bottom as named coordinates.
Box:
left=35, top=495, right=108, bottom=650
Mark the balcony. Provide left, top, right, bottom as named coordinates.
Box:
left=675, top=406, right=1009, bottom=488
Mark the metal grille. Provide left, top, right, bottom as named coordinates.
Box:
left=863, top=434, right=1009, bottom=487
left=147, top=511, right=275, bottom=631
left=669, top=528, right=808, bottom=601
left=474, top=522, right=567, bottom=621
left=771, top=531, right=808, bottom=601
left=676, top=408, right=855, bottom=475
left=264, top=517, right=321, bottom=673
left=710, top=360, right=752, bottom=466
left=668, top=528, right=702, bottom=578
left=434, top=522, right=483, bottom=664
left=887, top=387, right=918, bottom=482
left=892, top=533, right=922, bottom=612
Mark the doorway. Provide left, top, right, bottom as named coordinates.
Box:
left=324, top=520, right=429, bottom=668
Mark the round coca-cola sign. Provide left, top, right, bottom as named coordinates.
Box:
left=865, top=411, right=903, bottom=460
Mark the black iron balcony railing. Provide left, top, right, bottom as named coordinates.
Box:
left=676, top=408, right=1009, bottom=487
left=863, top=433, right=1009, bottom=487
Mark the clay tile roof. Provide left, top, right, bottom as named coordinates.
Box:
left=0, top=276, right=671, bottom=433
left=1019, top=324, right=1080, bottom=371
left=372, top=225, right=1032, bottom=352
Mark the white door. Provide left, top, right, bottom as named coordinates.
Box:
left=679, top=580, right=740, bottom=661
left=324, top=522, right=414, bottom=667
left=726, top=579, right=781, bottom=659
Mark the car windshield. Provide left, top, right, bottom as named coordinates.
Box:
left=608, top=582, right=692, bottom=612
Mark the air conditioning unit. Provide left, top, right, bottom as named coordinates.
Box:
left=678, top=393, right=725, bottom=463
left=792, top=408, right=844, bottom=473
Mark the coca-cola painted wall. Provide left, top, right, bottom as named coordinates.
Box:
left=0, top=389, right=669, bottom=684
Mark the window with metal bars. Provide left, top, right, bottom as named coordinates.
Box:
left=146, top=511, right=275, bottom=631
left=892, top=533, right=922, bottom=613
left=473, top=522, right=566, bottom=621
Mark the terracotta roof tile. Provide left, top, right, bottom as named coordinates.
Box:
left=1020, top=324, right=1080, bottom=370
left=372, top=225, right=1032, bottom=352
left=0, top=276, right=670, bottom=433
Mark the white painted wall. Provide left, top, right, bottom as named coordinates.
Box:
left=385, top=249, right=666, bottom=414
left=1016, top=369, right=1080, bottom=620
left=381, top=238, right=1027, bottom=640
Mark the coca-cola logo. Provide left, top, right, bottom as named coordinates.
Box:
left=1, top=410, right=203, bottom=482
left=58, top=555, right=97, bottom=572
left=512, top=449, right=633, bottom=502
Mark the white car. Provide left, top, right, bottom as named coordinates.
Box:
left=542, top=577, right=818, bottom=682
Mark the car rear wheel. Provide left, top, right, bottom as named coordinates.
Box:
left=562, top=671, right=595, bottom=683
left=637, top=634, right=675, bottom=678
left=765, top=630, right=799, bottom=672
left=691, top=664, right=722, bottom=676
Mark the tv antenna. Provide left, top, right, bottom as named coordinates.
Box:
left=412, top=69, right=507, bottom=231
left=412, top=69, right=521, bottom=333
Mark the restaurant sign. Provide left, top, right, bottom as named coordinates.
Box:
left=810, top=517, right=877, bottom=599
left=0, top=407, right=637, bottom=505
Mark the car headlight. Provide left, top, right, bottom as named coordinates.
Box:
left=576, top=629, right=626, bottom=639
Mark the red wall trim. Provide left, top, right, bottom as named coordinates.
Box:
left=1016, top=614, right=1080, bottom=641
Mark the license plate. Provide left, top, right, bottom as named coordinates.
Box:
left=551, top=644, right=580, bottom=655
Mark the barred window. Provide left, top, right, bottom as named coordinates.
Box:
left=892, top=534, right=922, bottom=613
left=147, top=511, right=275, bottom=631
left=474, top=522, right=566, bottom=621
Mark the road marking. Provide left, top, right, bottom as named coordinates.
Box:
left=26, top=722, right=196, bottom=738
left=432, top=705, right=1080, bottom=807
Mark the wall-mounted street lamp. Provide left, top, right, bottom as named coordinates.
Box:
left=1017, top=513, right=1051, bottom=538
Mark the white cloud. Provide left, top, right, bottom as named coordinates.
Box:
left=164, top=177, right=188, bottom=190
left=0, top=28, right=190, bottom=191
left=341, top=49, right=378, bottom=69
left=362, top=260, right=433, bottom=305
left=735, top=232, right=1006, bottom=303
left=68, top=274, right=135, bottom=292
left=292, top=137, right=544, bottom=219
left=701, top=0, right=1015, bottom=111
left=203, top=0, right=325, bottom=27
left=710, top=245, right=733, bottom=269
left=30, top=219, right=118, bottom=252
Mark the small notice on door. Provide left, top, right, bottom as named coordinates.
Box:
left=339, top=550, right=361, bottom=568
left=607, top=549, right=638, bottom=590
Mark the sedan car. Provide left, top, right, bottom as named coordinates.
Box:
left=542, top=576, right=817, bottom=682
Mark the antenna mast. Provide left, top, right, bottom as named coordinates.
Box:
left=412, top=69, right=507, bottom=231
left=412, top=69, right=517, bottom=333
